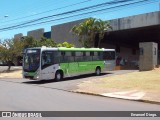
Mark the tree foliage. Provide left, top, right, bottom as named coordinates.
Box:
left=71, top=18, right=112, bottom=48
left=0, top=36, right=74, bottom=70
left=0, top=39, right=23, bottom=70
left=57, top=42, right=74, bottom=48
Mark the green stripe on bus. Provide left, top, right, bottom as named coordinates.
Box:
left=26, top=72, right=36, bottom=76
left=60, top=61, right=104, bottom=74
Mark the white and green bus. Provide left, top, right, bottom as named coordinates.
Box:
left=23, top=46, right=115, bottom=81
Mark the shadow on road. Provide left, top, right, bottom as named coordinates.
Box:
left=22, top=73, right=112, bottom=85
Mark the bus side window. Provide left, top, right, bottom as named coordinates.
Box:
left=75, top=52, right=83, bottom=62
left=63, top=52, right=74, bottom=62
left=83, top=52, right=92, bottom=61
left=61, top=52, right=65, bottom=56
left=42, top=52, right=47, bottom=62
left=90, top=52, right=94, bottom=56
left=103, top=51, right=115, bottom=60
left=93, top=52, right=100, bottom=61
left=42, top=51, right=53, bottom=69
left=60, top=51, right=65, bottom=63
left=42, top=52, right=47, bottom=66
left=82, top=52, right=86, bottom=61
left=53, top=51, right=61, bottom=64
left=98, top=52, right=103, bottom=60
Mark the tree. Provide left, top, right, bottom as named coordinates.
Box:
left=0, top=39, right=24, bottom=71
left=21, top=36, right=39, bottom=48
left=0, top=37, right=38, bottom=71
left=0, top=43, right=7, bottom=64
left=0, top=36, right=74, bottom=71
left=36, top=36, right=57, bottom=47
left=71, top=18, right=112, bottom=48
left=57, top=42, right=74, bottom=48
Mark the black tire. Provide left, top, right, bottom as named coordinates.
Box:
left=55, top=71, right=63, bottom=81
left=95, top=67, right=101, bottom=76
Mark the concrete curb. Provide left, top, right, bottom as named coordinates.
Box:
left=73, top=91, right=160, bottom=105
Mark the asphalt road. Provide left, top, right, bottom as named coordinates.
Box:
left=0, top=77, right=160, bottom=120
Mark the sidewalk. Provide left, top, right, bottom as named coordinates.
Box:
left=73, top=69, right=160, bottom=104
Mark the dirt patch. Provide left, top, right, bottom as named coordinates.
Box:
left=0, top=70, right=22, bottom=78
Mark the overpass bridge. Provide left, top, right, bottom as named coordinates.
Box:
left=101, top=11, right=160, bottom=49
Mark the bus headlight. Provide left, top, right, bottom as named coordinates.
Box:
left=36, top=75, right=39, bottom=79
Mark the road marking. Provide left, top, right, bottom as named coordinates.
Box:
left=101, top=90, right=145, bottom=100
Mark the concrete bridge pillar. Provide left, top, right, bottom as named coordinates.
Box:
left=139, top=42, right=158, bottom=71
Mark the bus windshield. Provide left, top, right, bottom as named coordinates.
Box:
left=23, top=49, right=40, bottom=72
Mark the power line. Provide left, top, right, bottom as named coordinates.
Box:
left=1, top=0, right=67, bottom=22
left=0, top=0, right=94, bottom=24
left=0, top=0, right=154, bottom=32
left=0, top=0, right=159, bottom=32
left=0, top=0, right=134, bottom=29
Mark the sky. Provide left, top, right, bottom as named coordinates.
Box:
left=0, top=0, right=159, bottom=40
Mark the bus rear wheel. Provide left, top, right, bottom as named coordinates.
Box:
left=55, top=71, right=63, bottom=81
left=95, top=67, right=101, bottom=76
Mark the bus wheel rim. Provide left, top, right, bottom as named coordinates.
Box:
left=97, top=69, right=100, bottom=75
left=57, top=73, right=61, bottom=80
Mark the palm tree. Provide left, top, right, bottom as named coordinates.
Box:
left=71, top=18, right=112, bottom=48
left=94, top=19, right=112, bottom=47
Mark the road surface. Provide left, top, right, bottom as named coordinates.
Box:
left=0, top=78, right=160, bottom=120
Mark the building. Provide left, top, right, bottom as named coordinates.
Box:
left=14, top=11, right=160, bottom=69
left=51, top=19, right=85, bottom=47
left=50, top=11, right=160, bottom=69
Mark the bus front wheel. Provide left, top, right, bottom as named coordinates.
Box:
left=95, top=67, right=101, bottom=76
left=55, top=71, right=63, bottom=81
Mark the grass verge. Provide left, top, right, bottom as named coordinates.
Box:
left=99, top=69, right=160, bottom=93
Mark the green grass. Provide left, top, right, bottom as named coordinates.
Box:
left=98, top=70, right=160, bottom=92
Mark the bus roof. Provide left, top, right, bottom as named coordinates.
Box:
left=58, top=47, right=104, bottom=51
left=103, top=49, right=115, bottom=51
left=26, top=47, right=115, bottom=52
